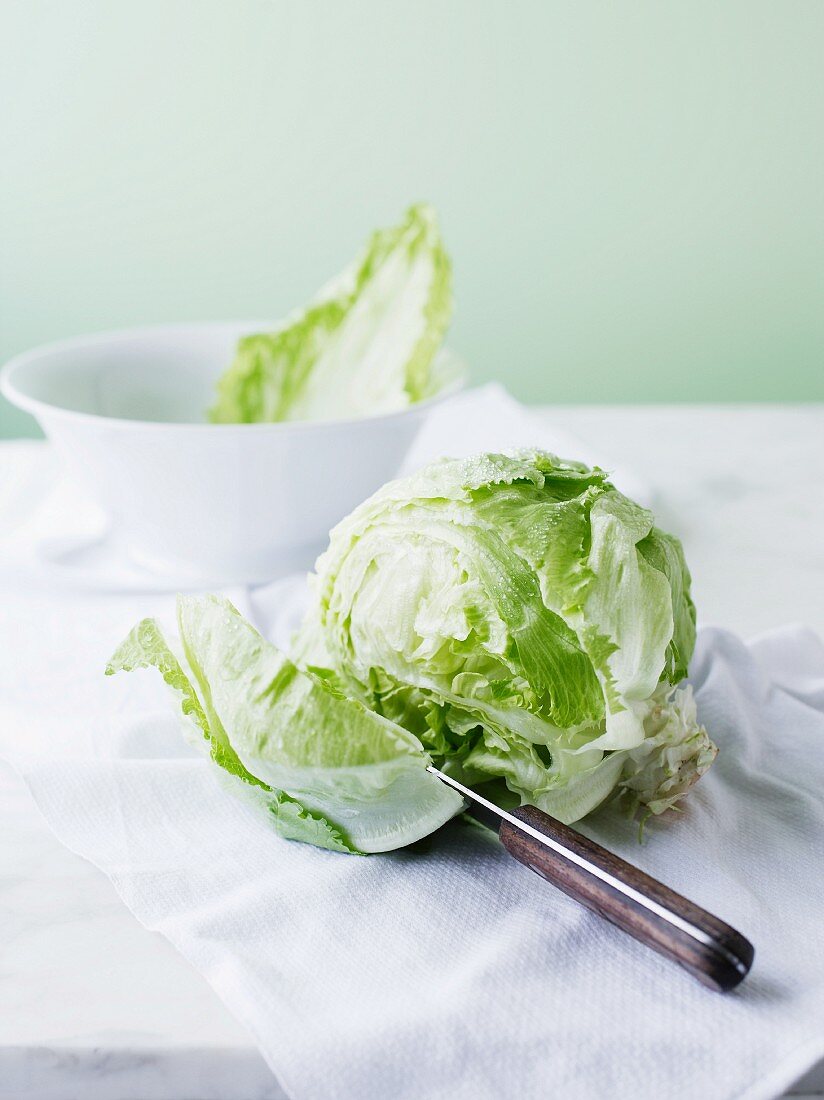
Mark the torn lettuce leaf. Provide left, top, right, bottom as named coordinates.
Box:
left=107, top=596, right=463, bottom=854
left=105, top=616, right=263, bottom=787
left=209, top=203, right=456, bottom=424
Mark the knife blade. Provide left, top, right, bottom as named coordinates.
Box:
left=427, top=764, right=754, bottom=992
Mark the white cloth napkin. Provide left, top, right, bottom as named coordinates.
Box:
left=2, top=391, right=824, bottom=1100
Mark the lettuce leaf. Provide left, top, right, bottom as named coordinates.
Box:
left=209, top=203, right=455, bottom=424
left=107, top=596, right=463, bottom=853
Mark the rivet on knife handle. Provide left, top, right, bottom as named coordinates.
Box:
left=428, top=766, right=754, bottom=992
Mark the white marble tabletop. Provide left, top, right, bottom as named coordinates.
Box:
left=2, top=404, right=823, bottom=1100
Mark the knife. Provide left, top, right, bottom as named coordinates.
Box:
left=428, top=765, right=754, bottom=992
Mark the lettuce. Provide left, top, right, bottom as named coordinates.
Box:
left=107, top=451, right=715, bottom=852
left=209, top=203, right=455, bottom=424
left=106, top=596, right=462, bottom=853
left=302, top=449, right=716, bottom=826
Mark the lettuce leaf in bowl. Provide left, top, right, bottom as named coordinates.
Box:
left=209, top=203, right=456, bottom=424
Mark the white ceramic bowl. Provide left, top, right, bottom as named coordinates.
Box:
left=1, top=322, right=464, bottom=583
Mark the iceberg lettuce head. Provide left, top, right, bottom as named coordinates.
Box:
left=298, top=450, right=715, bottom=826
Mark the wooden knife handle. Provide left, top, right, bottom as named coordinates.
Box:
left=499, top=805, right=754, bottom=992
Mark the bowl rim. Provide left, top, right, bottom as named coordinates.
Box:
left=0, top=320, right=467, bottom=434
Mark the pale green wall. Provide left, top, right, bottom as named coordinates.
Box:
left=2, top=0, right=823, bottom=438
